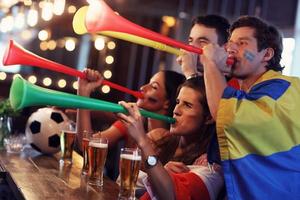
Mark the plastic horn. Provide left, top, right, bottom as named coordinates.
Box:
left=3, top=40, right=143, bottom=99
left=85, top=0, right=234, bottom=65
left=72, top=6, right=182, bottom=56
left=9, top=76, right=175, bottom=124
left=102, top=31, right=182, bottom=56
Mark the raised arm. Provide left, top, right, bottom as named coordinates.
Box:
left=76, top=68, right=103, bottom=152
left=200, top=44, right=230, bottom=119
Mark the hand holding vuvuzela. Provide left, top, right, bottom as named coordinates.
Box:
left=116, top=101, right=147, bottom=146
left=200, top=43, right=233, bottom=74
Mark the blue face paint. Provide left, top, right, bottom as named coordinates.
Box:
left=244, top=50, right=255, bottom=62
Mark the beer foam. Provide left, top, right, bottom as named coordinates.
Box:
left=121, top=154, right=142, bottom=161
left=89, top=142, right=108, bottom=148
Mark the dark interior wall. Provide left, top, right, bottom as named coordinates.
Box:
left=0, top=81, right=10, bottom=99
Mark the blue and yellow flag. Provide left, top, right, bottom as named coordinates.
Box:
left=217, top=70, right=300, bottom=200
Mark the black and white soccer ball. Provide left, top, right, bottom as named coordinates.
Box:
left=25, top=107, right=72, bottom=154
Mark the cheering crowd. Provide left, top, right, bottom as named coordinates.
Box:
left=75, top=14, right=300, bottom=200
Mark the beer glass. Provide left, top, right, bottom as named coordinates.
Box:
left=81, top=130, right=93, bottom=175
left=88, top=137, right=108, bottom=186
left=118, top=148, right=141, bottom=200
left=60, top=130, right=76, bottom=164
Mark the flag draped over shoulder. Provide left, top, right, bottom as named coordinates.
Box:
left=141, top=172, right=210, bottom=200
left=217, top=70, right=300, bottom=200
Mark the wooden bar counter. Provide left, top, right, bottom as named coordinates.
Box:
left=0, top=147, right=119, bottom=200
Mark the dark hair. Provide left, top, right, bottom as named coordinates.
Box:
left=230, top=16, right=284, bottom=72
left=162, top=70, right=185, bottom=117
left=173, top=77, right=216, bottom=164
left=192, top=14, right=230, bottom=45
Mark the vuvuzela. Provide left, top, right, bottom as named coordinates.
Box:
left=9, top=76, right=175, bottom=124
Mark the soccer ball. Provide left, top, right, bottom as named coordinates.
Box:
left=25, top=107, right=73, bottom=154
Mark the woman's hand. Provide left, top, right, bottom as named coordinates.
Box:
left=164, top=161, right=190, bottom=173
left=78, top=68, right=103, bottom=96
left=117, top=101, right=147, bottom=146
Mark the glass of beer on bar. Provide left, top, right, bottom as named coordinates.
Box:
left=60, top=130, right=76, bottom=164
left=81, top=130, right=93, bottom=175
left=88, top=137, right=108, bottom=186
left=118, top=148, right=141, bottom=200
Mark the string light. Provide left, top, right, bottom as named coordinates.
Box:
left=43, top=77, right=52, bottom=86
left=65, top=38, right=76, bottom=51
left=40, top=41, right=48, bottom=51
left=53, top=0, right=65, bottom=15
left=13, top=74, right=21, bottom=80
left=0, top=72, right=7, bottom=81
left=58, top=79, right=66, bottom=88
left=94, top=37, right=105, bottom=50
left=28, top=75, right=37, bottom=84
left=101, top=85, right=110, bottom=94
left=1, top=15, right=14, bottom=32
left=105, top=55, right=114, bottom=64
left=41, top=0, right=54, bottom=21
left=107, top=41, right=116, bottom=50
left=103, top=70, right=112, bottom=79
left=27, top=4, right=38, bottom=27
left=39, top=1, right=44, bottom=8
left=73, top=81, right=78, bottom=89
left=56, top=39, right=65, bottom=48
left=15, top=11, right=26, bottom=29
left=24, top=0, right=33, bottom=6
left=38, top=30, right=49, bottom=41
left=21, top=30, right=32, bottom=40
left=67, top=5, right=77, bottom=14
left=162, top=16, right=176, bottom=27
left=47, top=40, right=57, bottom=50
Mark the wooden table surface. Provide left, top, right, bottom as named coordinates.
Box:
left=0, top=147, right=119, bottom=200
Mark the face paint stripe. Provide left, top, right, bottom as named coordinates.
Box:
left=243, top=50, right=255, bottom=62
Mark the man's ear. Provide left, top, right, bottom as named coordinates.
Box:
left=204, top=115, right=215, bottom=125
left=262, top=48, right=274, bottom=62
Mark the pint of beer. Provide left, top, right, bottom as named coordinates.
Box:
left=60, top=130, right=76, bottom=164
left=81, top=131, right=93, bottom=175
left=88, top=138, right=108, bottom=186
left=119, top=148, right=141, bottom=200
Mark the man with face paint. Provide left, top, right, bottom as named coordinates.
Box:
left=200, top=16, right=300, bottom=200
left=177, top=14, right=239, bottom=88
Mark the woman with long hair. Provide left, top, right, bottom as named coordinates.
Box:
left=118, top=77, right=223, bottom=200
left=76, top=69, right=185, bottom=150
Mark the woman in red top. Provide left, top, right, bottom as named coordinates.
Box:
left=76, top=68, right=185, bottom=150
